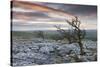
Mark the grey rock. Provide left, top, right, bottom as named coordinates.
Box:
left=33, top=53, right=48, bottom=60
left=39, top=46, right=55, bottom=54
left=83, top=40, right=97, bottom=49
left=57, top=43, right=80, bottom=55
left=12, top=38, right=97, bottom=66
left=28, top=45, right=39, bottom=52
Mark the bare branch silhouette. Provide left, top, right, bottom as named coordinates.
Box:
left=55, top=16, right=86, bottom=55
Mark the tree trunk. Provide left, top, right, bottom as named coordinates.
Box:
left=78, top=41, right=84, bottom=55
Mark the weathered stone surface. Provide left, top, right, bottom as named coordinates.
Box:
left=39, top=46, right=55, bottom=54
left=57, top=43, right=80, bottom=55
left=12, top=39, right=97, bottom=66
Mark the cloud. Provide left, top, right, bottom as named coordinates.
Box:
left=11, top=1, right=97, bottom=31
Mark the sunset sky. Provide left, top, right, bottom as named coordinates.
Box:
left=11, top=1, right=97, bottom=31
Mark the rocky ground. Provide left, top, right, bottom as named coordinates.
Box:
left=12, top=38, right=97, bottom=66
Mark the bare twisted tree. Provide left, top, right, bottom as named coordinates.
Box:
left=66, top=16, right=86, bottom=55
left=55, top=16, right=86, bottom=55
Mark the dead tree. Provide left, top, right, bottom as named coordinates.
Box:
left=66, top=16, right=86, bottom=55
left=55, top=16, right=86, bottom=55
left=37, top=31, right=44, bottom=40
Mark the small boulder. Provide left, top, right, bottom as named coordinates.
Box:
left=57, top=43, right=80, bottom=56
left=39, top=46, right=55, bottom=54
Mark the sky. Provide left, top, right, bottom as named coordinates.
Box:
left=11, top=1, right=97, bottom=31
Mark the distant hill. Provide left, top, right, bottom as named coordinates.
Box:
left=12, top=29, right=97, bottom=41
